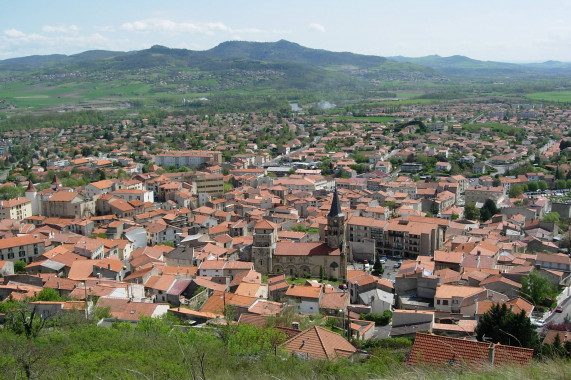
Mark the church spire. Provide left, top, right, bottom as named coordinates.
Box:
left=26, top=180, right=36, bottom=193
left=328, top=187, right=343, bottom=218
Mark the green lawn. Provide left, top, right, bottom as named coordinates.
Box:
left=525, top=90, right=571, bottom=102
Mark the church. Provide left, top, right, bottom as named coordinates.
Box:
left=252, top=188, right=347, bottom=281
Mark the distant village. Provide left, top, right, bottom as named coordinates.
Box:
left=0, top=100, right=570, bottom=364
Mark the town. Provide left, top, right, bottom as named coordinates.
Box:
left=0, top=98, right=570, bottom=375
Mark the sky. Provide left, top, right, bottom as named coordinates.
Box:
left=2, top=0, right=571, bottom=62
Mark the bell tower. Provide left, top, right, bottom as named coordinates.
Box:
left=327, top=188, right=347, bottom=281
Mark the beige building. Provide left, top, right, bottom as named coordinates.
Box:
left=465, top=186, right=504, bottom=205
left=380, top=217, right=447, bottom=258
left=44, top=191, right=95, bottom=219
left=192, top=173, right=224, bottom=197
left=0, top=197, right=33, bottom=220
left=0, top=235, right=45, bottom=264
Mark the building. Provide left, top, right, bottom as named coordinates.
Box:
left=409, top=333, right=534, bottom=367
left=192, top=173, right=224, bottom=198
left=0, top=236, right=45, bottom=264
left=111, top=189, right=154, bottom=203
left=44, top=191, right=95, bottom=219
left=154, top=150, right=222, bottom=168
left=252, top=189, right=347, bottom=281
left=465, top=186, right=504, bottom=205
left=380, top=217, right=447, bottom=258
left=0, top=197, right=33, bottom=220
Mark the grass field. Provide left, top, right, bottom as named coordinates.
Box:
left=525, top=91, right=571, bottom=102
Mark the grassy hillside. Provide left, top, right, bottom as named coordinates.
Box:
left=1, top=316, right=569, bottom=380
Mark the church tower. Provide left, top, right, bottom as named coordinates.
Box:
left=25, top=181, right=38, bottom=216
left=252, top=219, right=277, bottom=275
left=327, top=188, right=347, bottom=281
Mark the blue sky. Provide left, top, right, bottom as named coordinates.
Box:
left=2, top=0, right=571, bottom=62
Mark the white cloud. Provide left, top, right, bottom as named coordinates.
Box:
left=309, top=23, right=325, bottom=32
left=4, top=29, right=27, bottom=38
left=42, top=25, right=80, bottom=33
left=121, top=19, right=231, bottom=35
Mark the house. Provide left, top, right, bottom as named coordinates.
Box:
left=44, top=191, right=95, bottom=219
left=96, top=297, right=170, bottom=321
left=434, top=284, right=484, bottom=313
left=280, top=326, right=357, bottom=360
left=390, top=309, right=435, bottom=338
left=408, top=333, right=534, bottom=367
left=0, top=197, right=33, bottom=220
left=285, top=284, right=322, bottom=314
left=85, top=180, right=115, bottom=199
left=0, top=236, right=45, bottom=264
left=535, top=253, right=571, bottom=273
left=436, top=162, right=452, bottom=172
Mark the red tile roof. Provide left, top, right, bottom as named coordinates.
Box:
left=409, top=333, right=533, bottom=367
left=281, top=326, right=356, bottom=360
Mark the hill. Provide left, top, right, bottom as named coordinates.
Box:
left=0, top=41, right=444, bottom=113
left=388, top=54, right=571, bottom=77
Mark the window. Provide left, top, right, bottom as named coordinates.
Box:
left=7, top=253, right=14, bottom=259
left=437, top=300, right=440, bottom=305
left=443, top=300, right=449, bottom=306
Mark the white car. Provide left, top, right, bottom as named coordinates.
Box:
left=532, top=318, right=545, bottom=327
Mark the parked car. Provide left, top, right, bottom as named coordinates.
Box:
left=394, top=262, right=401, bottom=269
left=338, top=284, right=348, bottom=290
left=556, top=305, right=563, bottom=313
left=532, top=318, right=545, bottom=327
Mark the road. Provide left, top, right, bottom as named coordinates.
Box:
left=544, top=286, right=571, bottom=325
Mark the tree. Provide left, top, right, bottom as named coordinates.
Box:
left=372, top=256, right=383, bottom=276
left=555, top=179, right=566, bottom=190
left=14, top=260, right=27, bottom=274
left=464, top=202, right=480, bottom=221
left=527, top=181, right=538, bottom=192
left=509, top=184, right=523, bottom=198
left=542, top=212, right=560, bottom=223
left=538, top=180, right=548, bottom=191
left=32, top=287, right=62, bottom=302
left=520, top=272, right=557, bottom=307
left=480, top=199, right=498, bottom=222
left=475, top=303, right=538, bottom=350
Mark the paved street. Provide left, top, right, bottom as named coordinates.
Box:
left=544, top=286, right=571, bottom=325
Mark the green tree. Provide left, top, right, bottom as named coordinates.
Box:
left=520, top=272, right=557, bottom=307
left=475, top=303, right=538, bottom=350
left=555, top=179, right=566, bottom=190
left=480, top=199, right=498, bottom=222
left=509, top=184, right=524, bottom=198
left=32, top=287, right=62, bottom=302
left=538, top=180, right=548, bottom=191
left=372, top=256, right=383, bottom=276
left=464, top=202, right=480, bottom=221
left=542, top=212, right=560, bottom=223
left=527, top=181, right=538, bottom=192
left=14, top=260, right=27, bottom=274
left=0, top=185, right=25, bottom=200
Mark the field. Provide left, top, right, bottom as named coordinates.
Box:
left=525, top=91, right=571, bottom=103
left=0, top=79, right=213, bottom=110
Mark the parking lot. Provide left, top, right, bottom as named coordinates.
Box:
left=350, top=257, right=402, bottom=284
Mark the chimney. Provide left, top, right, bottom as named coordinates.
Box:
left=57, top=281, right=60, bottom=290
left=107, top=264, right=111, bottom=270
left=292, top=321, right=300, bottom=330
